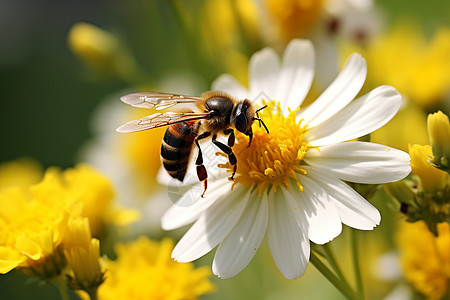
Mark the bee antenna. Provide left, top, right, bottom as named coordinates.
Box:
left=253, top=105, right=269, bottom=133
left=253, top=117, right=269, bottom=133
left=255, top=105, right=267, bottom=113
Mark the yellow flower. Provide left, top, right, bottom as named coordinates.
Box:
left=363, top=23, right=450, bottom=107
left=396, top=221, right=450, bottom=300
left=428, top=111, right=450, bottom=170
left=264, top=0, right=324, bottom=42
left=0, top=171, right=79, bottom=277
left=201, top=0, right=260, bottom=83
left=409, top=144, right=449, bottom=192
left=94, top=237, right=215, bottom=300
left=62, top=164, right=139, bottom=236
left=64, top=217, right=104, bottom=294
left=0, top=164, right=135, bottom=278
left=0, top=158, right=43, bottom=192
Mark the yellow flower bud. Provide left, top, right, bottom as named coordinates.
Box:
left=409, top=144, right=448, bottom=191
left=68, top=23, right=120, bottom=72
left=427, top=111, right=450, bottom=169
left=67, top=22, right=137, bottom=80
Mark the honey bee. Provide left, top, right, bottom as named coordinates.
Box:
left=116, top=91, right=268, bottom=196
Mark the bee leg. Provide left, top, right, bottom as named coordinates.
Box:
left=247, top=128, right=253, bottom=147
left=224, top=128, right=235, bottom=147
left=212, top=134, right=237, bottom=181
left=195, top=131, right=211, bottom=197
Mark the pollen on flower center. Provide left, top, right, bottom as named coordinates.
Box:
left=220, top=102, right=309, bottom=195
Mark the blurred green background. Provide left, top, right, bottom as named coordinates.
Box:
left=0, top=0, right=449, bottom=299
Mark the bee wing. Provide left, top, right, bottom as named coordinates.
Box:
left=116, top=112, right=210, bottom=133
left=120, top=92, right=202, bottom=111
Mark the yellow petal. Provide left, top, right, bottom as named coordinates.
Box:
left=0, top=246, right=25, bottom=274
left=409, top=144, right=448, bottom=191
left=16, top=230, right=54, bottom=260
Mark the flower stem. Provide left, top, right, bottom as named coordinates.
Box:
left=52, top=275, right=70, bottom=300
left=323, top=243, right=346, bottom=282
left=351, top=230, right=365, bottom=300
left=310, top=251, right=359, bottom=300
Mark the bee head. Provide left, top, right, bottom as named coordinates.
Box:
left=232, top=99, right=255, bottom=135
left=232, top=100, right=269, bottom=137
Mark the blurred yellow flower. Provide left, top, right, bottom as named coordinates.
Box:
left=93, top=237, right=215, bottom=300
left=0, top=171, right=79, bottom=277
left=62, top=164, right=139, bottom=237
left=409, top=144, right=449, bottom=192
left=0, top=158, right=43, bottom=192
left=363, top=23, right=450, bottom=107
left=428, top=111, right=450, bottom=170
left=201, top=0, right=260, bottom=83
left=396, top=221, right=450, bottom=300
left=265, top=0, right=324, bottom=41
left=0, top=163, right=136, bottom=278
left=120, top=111, right=166, bottom=192
left=64, top=217, right=104, bottom=295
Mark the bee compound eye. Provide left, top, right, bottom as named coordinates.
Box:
left=235, top=114, right=248, bottom=133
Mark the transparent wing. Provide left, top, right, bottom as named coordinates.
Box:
left=116, top=112, right=210, bottom=133
left=120, top=92, right=202, bottom=110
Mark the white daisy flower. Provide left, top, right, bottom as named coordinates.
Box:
left=161, top=39, right=411, bottom=279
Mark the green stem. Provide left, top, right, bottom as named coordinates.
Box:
left=310, top=251, right=359, bottom=300
left=351, top=230, right=365, bottom=300
left=52, top=275, right=70, bottom=300
left=323, top=243, right=346, bottom=282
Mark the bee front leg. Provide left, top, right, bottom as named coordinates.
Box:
left=212, top=134, right=237, bottom=181
left=195, top=131, right=211, bottom=197
left=224, top=128, right=235, bottom=147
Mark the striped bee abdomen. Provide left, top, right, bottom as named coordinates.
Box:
left=161, top=121, right=199, bottom=182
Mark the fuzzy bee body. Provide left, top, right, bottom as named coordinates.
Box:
left=161, top=121, right=199, bottom=181
left=117, top=90, right=268, bottom=197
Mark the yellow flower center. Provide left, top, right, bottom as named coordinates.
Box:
left=221, top=102, right=309, bottom=195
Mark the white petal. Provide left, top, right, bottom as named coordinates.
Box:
left=297, top=53, right=366, bottom=127
left=172, top=185, right=250, bottom=262
left=289, top=176, right=342, bottom=244
left=249, top=47, right=280, bottom=99
left=267, top=189, right=310, bottom=279
left=212, top=191, right=268, bottom=278
left=305, top=141, right=411, bottom=184
left=307, top=85, right=401, bottom=146
left=161, top=177, right=231, bottom=230
left=304, top=166, right=381, bottom=230
left=212, top=74, right=249, bottom=99
left=276, top=39, right=315, bottom=111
